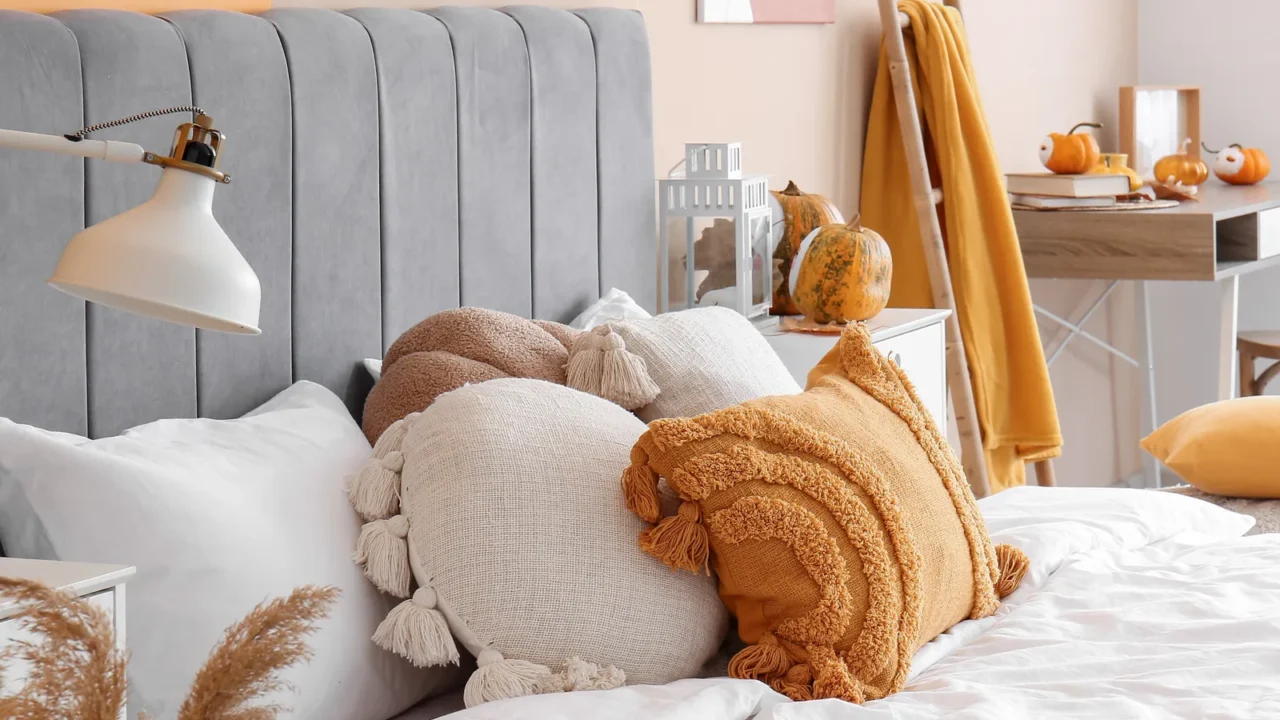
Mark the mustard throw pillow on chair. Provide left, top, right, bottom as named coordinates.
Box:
left=1142, top=396, right=1280, bottom=498
left=621, top=324, right=1028, bottom=703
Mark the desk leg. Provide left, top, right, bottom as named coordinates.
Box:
left=1219, top=275, right=1240, bottom=402
left=1137, top=280, right=1160, bottom=488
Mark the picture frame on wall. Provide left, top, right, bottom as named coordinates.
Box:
left=697, top=0, right=836, bottom=24
left=1119, top=86, right=1202, bottom=181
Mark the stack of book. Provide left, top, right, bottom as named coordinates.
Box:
left=1006, top=173, right=1131, bottom=210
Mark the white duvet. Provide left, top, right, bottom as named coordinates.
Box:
left=443, top=487, right=1280, bottom=719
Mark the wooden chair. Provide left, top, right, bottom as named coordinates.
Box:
left=1238, top=331, right=1280, bottom=397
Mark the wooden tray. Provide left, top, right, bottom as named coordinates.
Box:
left=778, top=315, right=850, bottom=334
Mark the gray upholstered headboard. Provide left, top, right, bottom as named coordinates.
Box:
left=0, top=6, right=656, bottom=438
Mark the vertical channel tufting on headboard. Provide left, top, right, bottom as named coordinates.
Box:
left=577, top=8, right=658, bottom=312
left=266, top=9, right=385, bottom=414
left=58, top=10, right=200, bottom=437
left=163, top=11, right=295, bottom=422
left=0, top=6, right=657, bottom=437
left=508, top=6, right=601, bottom=322
left=347, top=8, right=462, bottom=345
left=0, top=12, right=87, bottom=436
left=428, top=7, right=535, bottom=318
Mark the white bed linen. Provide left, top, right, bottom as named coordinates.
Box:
left=440, top=487, right=1280, bottom=719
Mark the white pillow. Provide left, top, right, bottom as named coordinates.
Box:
left=365, top=357, right=384, bottom=381
left=0, top=382, right=457, bottom=719
left=569, top=287, right=652, bottom=329
left=610, top=307, right=802, bottom=422
left=351, top=379, right=727, bottom=707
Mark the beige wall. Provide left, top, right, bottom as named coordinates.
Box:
left=970, top=1, right=1141, bottom=488
left=1140, top=0, right=1280, bottom=398
left=276, top=0, right=1141, bottom=486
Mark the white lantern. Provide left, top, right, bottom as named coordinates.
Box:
left=659, top=143, right=773, bottom=317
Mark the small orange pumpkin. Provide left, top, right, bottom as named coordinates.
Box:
left=1040, top=122, right=1102, bottom=175
left=1153, top=139, right=1209, bottom=188
left=789, top=213, right=892, bottom=324
left=1204, top=142, right=1271, bottom=185
left=769, top=181, right=844, bottom=315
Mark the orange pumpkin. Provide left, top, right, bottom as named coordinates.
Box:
left=1204, top=142, right=1271, bottom=185
left=1040, top=122, right=1102, bottom=175
left=789, top=214, right=892, bottom=324
left=1153, top=139, right=1209, bottom=188
left=768, top=181, right=844, bottom=315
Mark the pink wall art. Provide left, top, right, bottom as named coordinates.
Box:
left=697, top=0, right=835, bottom=24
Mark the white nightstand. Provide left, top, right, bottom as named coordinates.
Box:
left=754, top=308, right=952, bottom=437
left=0, top=558, right=135, bottom=718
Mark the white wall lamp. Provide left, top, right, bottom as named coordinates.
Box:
left=0, top=107, right=261, bottom=335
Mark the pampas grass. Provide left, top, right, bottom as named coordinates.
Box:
left=176, top=586, right=339, bottom=720
left=0, top=578, right=338, bottom=720
left=0, top=577, right=128, bottom=720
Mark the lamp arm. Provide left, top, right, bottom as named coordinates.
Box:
left=0, top=128, right=145, bottom=164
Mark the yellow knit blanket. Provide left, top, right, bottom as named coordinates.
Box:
left=860, top=0, right=1061, bottom=492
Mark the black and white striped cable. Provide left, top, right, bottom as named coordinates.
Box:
left=63, top=105, right=206, bottom=142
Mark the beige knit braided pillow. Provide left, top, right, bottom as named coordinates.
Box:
left=349, top=379, right=726, bottom=707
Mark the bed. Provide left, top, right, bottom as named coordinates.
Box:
left=422, top=485, right=1280, bottom=718
left=2, top=6, right=1279, bottom=720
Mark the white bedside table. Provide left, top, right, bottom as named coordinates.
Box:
left=0, top=558, right=135, bottom=717
left=754, top=308, right=951, bottom=436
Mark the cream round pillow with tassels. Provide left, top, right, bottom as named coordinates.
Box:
left=348, top=378, right=727, bottom=707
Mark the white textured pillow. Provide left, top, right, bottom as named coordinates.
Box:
left=569, top=287, right=652, bottom=329
left=611, top=307, right=802, bottom=422
left=0, top=382, right=456, bottom=719
left=349, top=379, right=727, bottom=708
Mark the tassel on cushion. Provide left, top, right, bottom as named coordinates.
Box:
left=728, top=631, right=792, bottom=682
left=372, top=412, right=416, bottom=456
left=621, top=445, right=662, bottom=524
left=770, top=663, right=815, bottom=702
left=639, top=501, right=709, bottom=574
left=565, top=330, right=606, bottom=394
left=566, top=326, right=660, bottom=411
left=353, top=515, right=412, bottom=598
left=536, top=656, right=627, bottom=694
left=599, top=332, right=661, bottom=409
left=994, top=544, right=1029, bottom=599
left=464, top=649, right=552, bottom=708
left=349, top=413, right=418, bottom=521
left=373, top=587, right=460, bottom=668
left=347, top=450, right=405, bottom=521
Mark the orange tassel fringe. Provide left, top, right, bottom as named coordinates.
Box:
left=728, top=632, right=793, bottom=682
left=639, top=501, right=709, bottom=574
left=622, top=446, right=662, bottom=524
left=769, top=663, right=814, bottom=701
left=994, top=544, right=1029, bottom=599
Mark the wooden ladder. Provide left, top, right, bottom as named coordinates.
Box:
left=876, top=0, right=1055, bottom=496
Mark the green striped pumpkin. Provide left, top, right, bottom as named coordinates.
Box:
left=769, top=181, right=843, bottom=315
left=790, top=214, right=892, bottom=324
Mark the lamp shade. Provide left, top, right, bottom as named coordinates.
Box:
left=48, top=167, right=261, bottom=334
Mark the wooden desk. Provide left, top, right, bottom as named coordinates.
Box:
left=1014, top=183, right=1280, bottom=486
left=1016, top=183, right=1280, bottom=281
